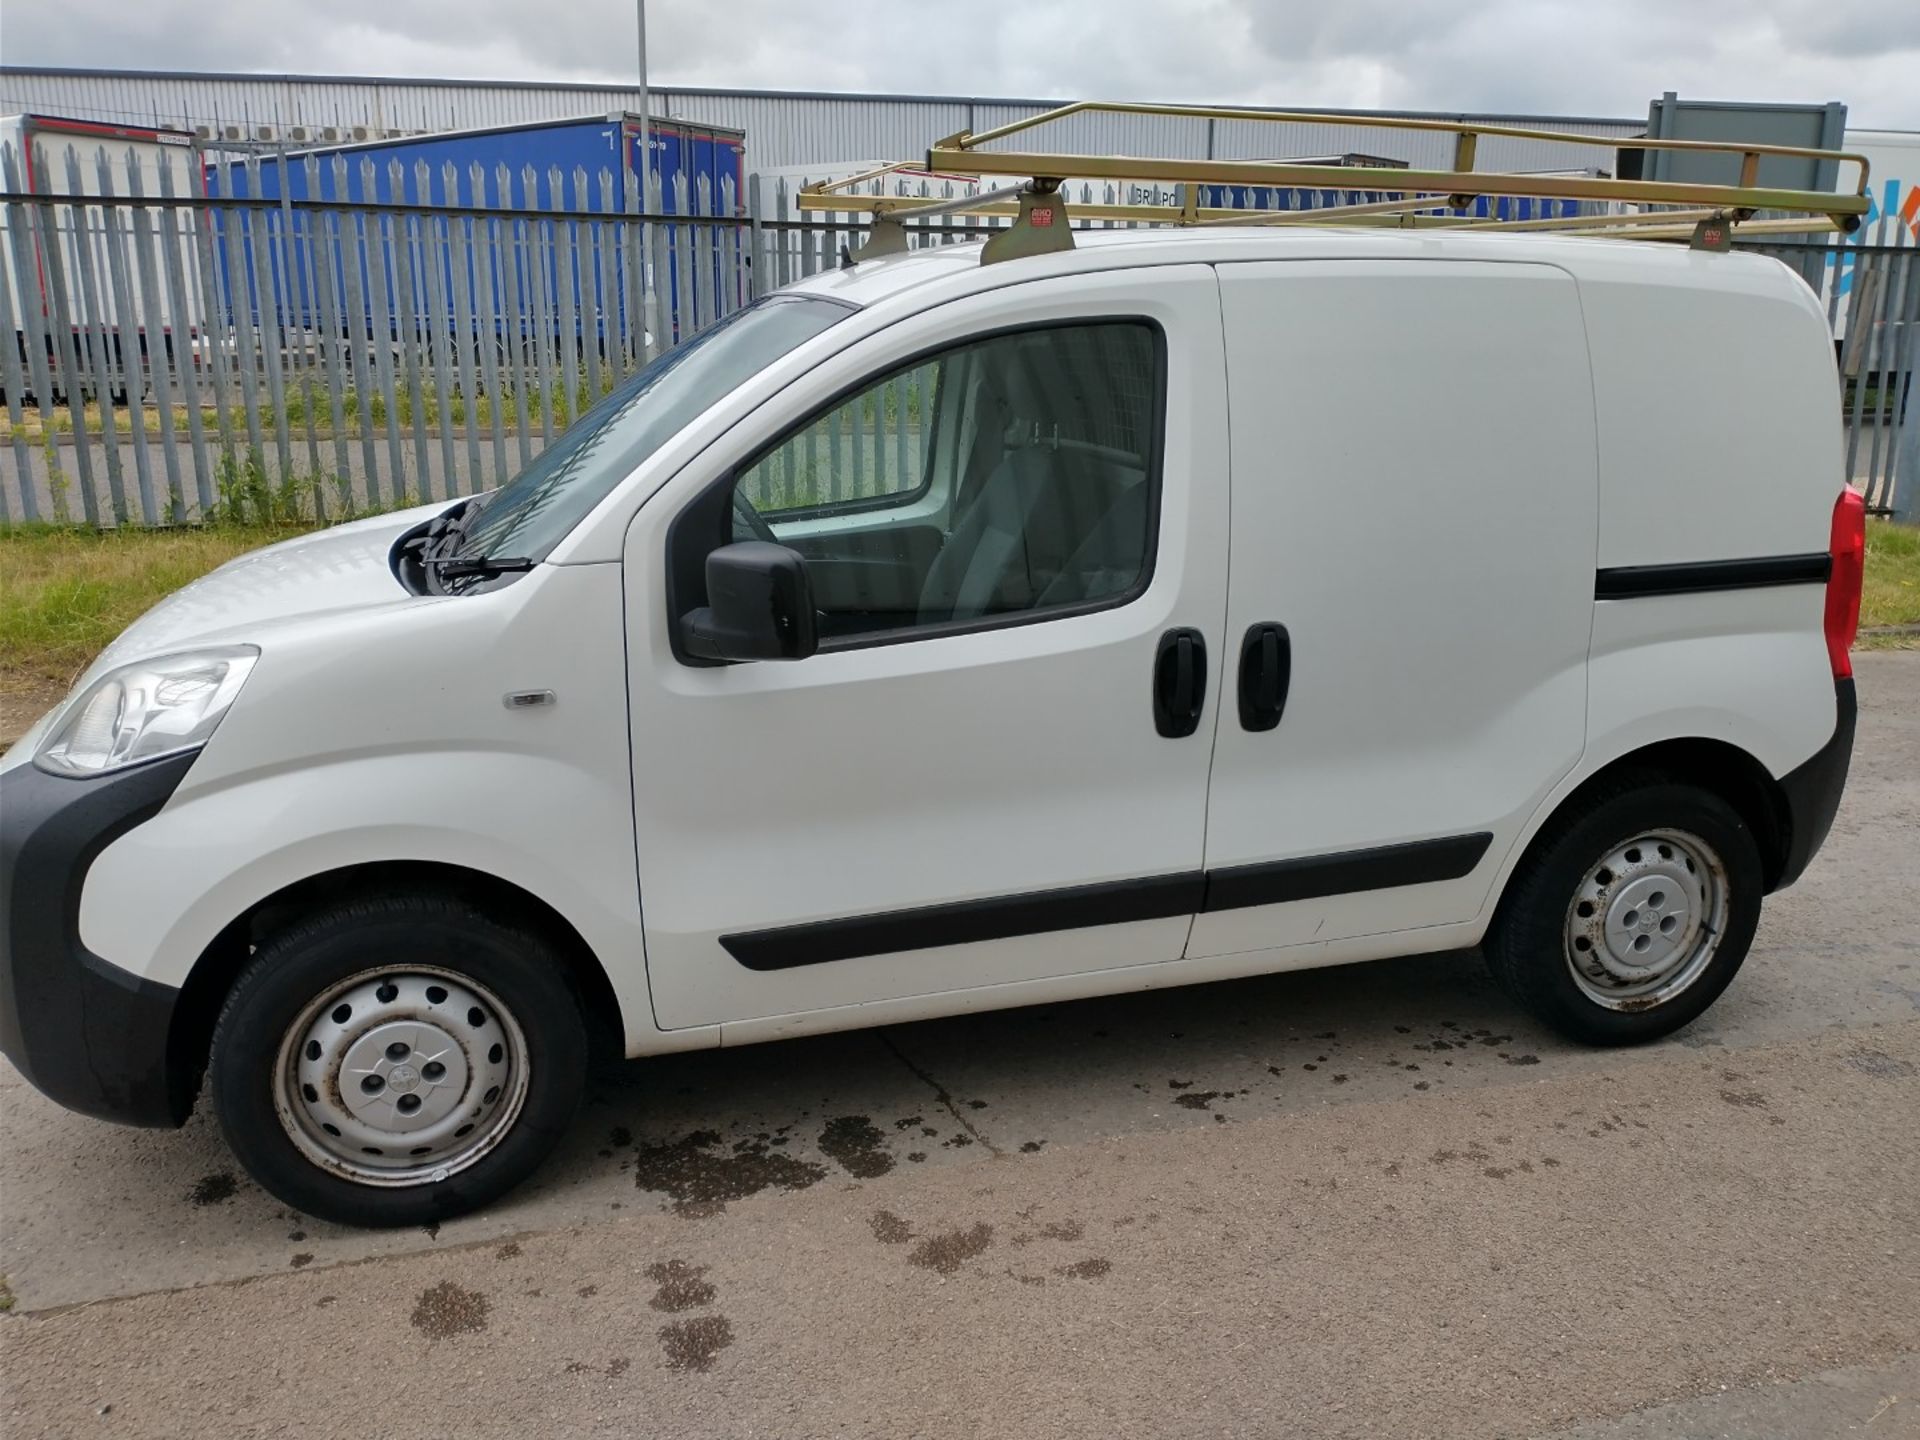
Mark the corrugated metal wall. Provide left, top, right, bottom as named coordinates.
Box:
left=0, top=67, right=1640, bottom=172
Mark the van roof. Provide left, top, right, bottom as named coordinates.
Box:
left=786, top=224, right=1805, bottom=310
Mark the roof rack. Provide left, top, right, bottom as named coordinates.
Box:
left=799, top=101, right=1872, bottom=264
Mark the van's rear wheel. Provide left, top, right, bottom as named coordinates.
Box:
left=209, top=895, right=588, bottom=1227
left=1484, top=779, right=1764, bottom=1045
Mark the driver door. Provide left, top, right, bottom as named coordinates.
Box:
left=622, top=266, right=1231, bottom=1032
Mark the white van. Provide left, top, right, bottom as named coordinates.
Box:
left=0, top=228, right=1864, bottom=1226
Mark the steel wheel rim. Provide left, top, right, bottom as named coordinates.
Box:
left=1563, top=827, right=1729, bottom=1012
left=273, top=965, right=531, bottom=1187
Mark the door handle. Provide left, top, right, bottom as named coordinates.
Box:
left=1237, top=622, right=1292, bottom=732
left=1153, top=628, right=1208, bottom=738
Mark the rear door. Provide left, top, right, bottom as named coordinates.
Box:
left=625, top=266, right=1231, bottom=1030
left=1191, top=259, right=1597, bottom=959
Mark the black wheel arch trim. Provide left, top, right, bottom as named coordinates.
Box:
left=1772, top=676, right=1856, bottom=892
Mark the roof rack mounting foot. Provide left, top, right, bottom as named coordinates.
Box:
left=1690, top=212, right=1737, bottom=252
left=1697, top=210, right=1758, bottom=251
left=850, top=214, right=910, bottom=262
left=980, top=181, right=1074, bottom=266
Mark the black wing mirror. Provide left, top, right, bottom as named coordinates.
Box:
left=680, top=542, right=819, bottom=662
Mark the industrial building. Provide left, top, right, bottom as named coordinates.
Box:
left=0, top=65, right=1641, bottom=175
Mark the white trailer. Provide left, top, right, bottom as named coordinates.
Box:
left=0, top=113, right=202, bottom=400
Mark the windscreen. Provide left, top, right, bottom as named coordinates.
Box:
left=457, top=294, right=855, bottom=564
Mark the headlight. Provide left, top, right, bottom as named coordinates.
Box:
left=36, top=647, right=259, bottom=778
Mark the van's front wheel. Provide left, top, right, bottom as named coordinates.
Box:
left=209, top=895, right=588, bottom=1227
left=1484, top=779, right=1764, bottom=1045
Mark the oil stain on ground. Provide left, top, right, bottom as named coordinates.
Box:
left=188, top=1172, right=238, bottom=1206
left=632, top=1129, right=827, bottom=1218
left=869, top=1209, right=913, bottom=1244
left=1847, top=1049, right=1917, bottom=1079
left=645, top=1259, right=717, bottom=1313
left=659, top=1314, right=734, bottom=1372
left=908, top=1222, right=994, bottom=1276
left=1056, top=1257, right=1113, bottom=1280
left=410, top=1281, right=490, bottom=1338
left=819, top=1115, right=895, bottom=1178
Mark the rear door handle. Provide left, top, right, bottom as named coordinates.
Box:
left=1237, top=622, right=1292, bottom=732
left=1153, top=628, right=1208, bottom=738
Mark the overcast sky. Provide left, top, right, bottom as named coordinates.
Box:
left=4, top=0, right=1918, bottom=128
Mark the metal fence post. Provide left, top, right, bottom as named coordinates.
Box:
left=63, top=148, right=127, bottom=521
left=244, top=150, right=294, bottom=489
left=32, top=147, right=100, bottom=524
left=388, top=160, right=432, bottom=500
left=97, top=149, right=159, bottom=524
left=123, top=151, right=189, bottom=520
left=573, top=167, right=602, bottom=404
left=442, top=162, right=484, bottom=493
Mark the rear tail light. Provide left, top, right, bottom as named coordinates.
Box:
left=1824, top=486, right=1866, bottom=679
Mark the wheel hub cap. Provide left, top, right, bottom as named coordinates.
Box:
left=1565, top=828, right=1729, bottom=1011
left=274, top=967, right=530, bottom=1188
left=337, top=1021, right=467, bottom=1130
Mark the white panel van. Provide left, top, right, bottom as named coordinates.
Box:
left=0, top=229, right=1864, bottom=1225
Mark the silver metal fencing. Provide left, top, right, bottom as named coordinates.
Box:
left=2, top=144, right=1916, bottom=526
left=1763, top=220, right=1920, bottom=521
left=0, top=141, right=748, bottom=525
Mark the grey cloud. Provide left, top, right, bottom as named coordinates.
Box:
left=1, top=0, right=1914, bottom=128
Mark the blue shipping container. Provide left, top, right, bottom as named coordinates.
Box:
left=203, top=113, right=746, bottom=341
left=205, top=113, right=745, bottom=212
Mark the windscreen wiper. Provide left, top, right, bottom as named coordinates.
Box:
left=422, top=491, right=498, bottom=565
left=425, top=554, right=537, bottom=584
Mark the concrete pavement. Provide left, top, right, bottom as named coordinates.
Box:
left=2, top=652, right=1917, bottom=1438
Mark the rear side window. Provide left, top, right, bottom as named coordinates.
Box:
left=721, top=319, right=1164, bottom=646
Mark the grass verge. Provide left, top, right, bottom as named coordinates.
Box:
left=1859, top=519, right=1920, bottom=646
left=0, top=523, right=318, bottom=736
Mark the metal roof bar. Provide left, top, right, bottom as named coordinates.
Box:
left=799, top=187, right=1269, bottom=226
left=1188, top=193, right=1454, bottom=227
left=795, top=100, right=1872, bottom=259
left=924, top=100, right=1869, bottom=231
left=924, top=147, right=1868, bottom=228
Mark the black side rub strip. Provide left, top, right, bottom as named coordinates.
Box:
left=722, top=833, right=1493, bottom=971
left=1203, top=832, right=1492, bottom=913
left=1595, top=553, right=1830, bottom=600
left=724, top=872, right=1207, bottom=971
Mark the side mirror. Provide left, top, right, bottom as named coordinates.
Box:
left=680, top=542, right=819, bottom=662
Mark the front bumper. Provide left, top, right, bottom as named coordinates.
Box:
left=1773, top=677, right=1857, bottom=892
left=0, top=750, right=199, bottom=1127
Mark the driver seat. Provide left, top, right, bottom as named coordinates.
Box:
left=917, top=447, right=1131, bottom=623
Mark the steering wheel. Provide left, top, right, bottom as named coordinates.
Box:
left=730, top=489, right=778, bottom=544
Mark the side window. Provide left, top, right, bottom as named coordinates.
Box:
left=736, top=359, right=941, bottom=520
left=728, top=320, right=1162, bottom=644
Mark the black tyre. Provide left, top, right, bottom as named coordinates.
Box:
left=1483, top=777, right=1764, bottom=1045
left=209, top=894, right=589, bottom=1227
